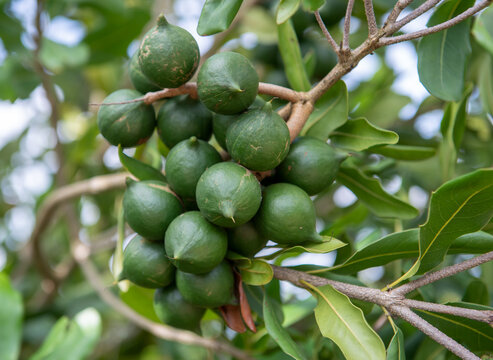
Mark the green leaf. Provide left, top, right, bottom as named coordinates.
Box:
left=417, top=0, right=473, bottom=101
left=282, top=297, right=317, bottom=327
left=197, top=0, right=243, bottom=36
left=40, top=39, right=90, bottom=73
left=418, top=168, right=493, bottom=274
left=262, top=237, right=347, bottom=260
left=439, top=85, right=472, bottom=180
left=324, top=230, right=493, bottom=275
left=462, top=279, right=490, bottom=306
left=386, top=326, right=405, bottom=360
left=336, top=165, right=419, bottom=219
left=414, top=337, right=447, bottom=360
left=118, top=146, right=167, bottom=183
left=0, top=8, right=24, bottom=52
left=306, top=283, right=386, bottom=360
left=330, top=118, right=399, bottom=151
left=302, top=81, right=348, bottom=140
left=417, top=302, right=493, bottom=354
left=277, top=19, right=311, bottom=91
left=478, top=55, right=493, bottom=115
left=276, top=0, right=301, bottom=24
left=237, top=259, right=273, bottom=286
left=120, top=284, right=161, bottom=322
left=369, top=145, right=436, bottom=161
left=240, top=6, right=278, bottom=44
left=30, top=308, right=101, bottom=360
left=0, top=273, right=22, bottom=360
left=472, top=5, right=493, bottom=55
left=302, top=0, right=326, bottom=11
left=263, top=294, right=308, bottom=360
left=0, top=55, right=40, bottom=101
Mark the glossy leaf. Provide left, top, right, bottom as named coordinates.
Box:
left=472, top=5, right=493, bottom=55
left=302, top=81, right=348, bottom=140
left=386, top=326, right=405, bottom=360
left=336, top=165, right=419, bottom=219
left=330, top=118, right=398, bottom=151
left=0, top=273, right=22, bottom=360
left=276, top=0, right=301, bottom=24
left=326, top=230, right=493, bottom=275
left=369, top=144, right=436, bottom=161
left=262, top=237, right=346, bottom=260
left=118, top=146, right=167, bottom=183
left=306, top=283, right=386, bottom=360
left=237, top=259, right=273, bottom=286
left=30, top=308, right=101, bottom=360
left=197, top=0, right=243, bottom=36
left=302, top=0, right=326, bottom=11
left=277, top=19, right=311, bottom=91
left=417, top=303, right=493, bottom=354
left=418, top=168, right=493, bottom=274
left=263, top=295, right=307, bottom=360
left=462, top=279, right=490, bottom=306
left=417, top=0, right=473, bottom=101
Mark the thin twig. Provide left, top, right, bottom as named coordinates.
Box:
left=387, top=0, right=442, bottom=33
left=384, top=0, right=415, bottom=27
left=342, top=0, right=356, bottom=52
left=363, top=0, right=378, bottom=35
left=390, top=306, right=480, bottom=360
left=71, top=240, right=255, bottom=360
left=314, top=11, right=340, bottom=55
left=393, top=251, right=493, bottom=295
left=380, top=0, right=492, bottom=45
left=286, top=101, right=314, bottom=142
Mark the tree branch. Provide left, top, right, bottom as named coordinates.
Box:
left=380, top=0, right=492, bottom=46
left=402, top=299, right=493, bottom=323
left=384, top=0, right=415, bottom=28
left=342, top=0, right=356, bottom=52
left=363, top=0, right=378, bottom=36
left=71, top=240, right=255, bottom=360
left=393, top=250, right=493, bottom=295
left=314, top=11, right=340, bottom=55
left=287, top=101, right=314, bottom=141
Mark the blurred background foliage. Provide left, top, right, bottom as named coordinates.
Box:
left=0, top=0, right=492, bottom=359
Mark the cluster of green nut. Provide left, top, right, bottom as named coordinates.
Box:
left=97, top=15, right=341, bottom=331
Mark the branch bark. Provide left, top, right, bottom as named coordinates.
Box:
left=314, top=11, right=340, bottom=55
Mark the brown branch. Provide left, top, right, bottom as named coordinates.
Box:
left=380, top=0, right=492, bottom=46
left=402, top=299, right=493, bottom=323
left=390, top=306, right=480, bottom=360
left=384, top=0, right=415, bottom=27
left=342, top=0, right=355, bottom=52
left=314, top=11, right=340, bottom=55
left=387, top=0, right=442, bottom=33
left=363, top=0, right=378, bottom=36
left=71, top=240, right=255, bottom=360
left=393, top=250, right=493, bottom=295
left=287, top=101, right=314, bottom=142
left=30, top=173, right=128, bottom=282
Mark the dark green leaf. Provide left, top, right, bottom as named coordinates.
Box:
left=0, top=8, right=24, bottom=52
left=302, top=81, right=348, bottom=140
left=282, top=297, right=317, bottom=327
left=0, top=55, right=40, bottom=101
left=30, top=308, right=101, bottom=360
left=417, top=303, right=493, bottom=354
left=414, top=338, right=447, bottom=360
left=417, top=0, right=474, bottom=101
left=418, top=168, right=493, bottom=273
left=369, top=145, right=436, bottom=161
left=118, top=146, right=167, bottom=183
left=197, top=0, right=243, bottom=36
left=336, top=165, right=418, bottom=219
left=237, top=259, right=273, bottom=286
left=302, top=0, right=326, bottom=11
left=330, top=118, right=398, bottom=151
left=0, top=273, right=22, bottom=360
left=276, top=0, right=301, bottom=24
left=277, top=20, right=311, bottom=91
left=263, top=294, right=307, bottom=360
left=386, top=326, right=405, bottom=360
left=462, top=279, right=490, bottom=306
left=306, top=283, right=386, bottom=360
left=472, top=5, right=493, bottom=55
